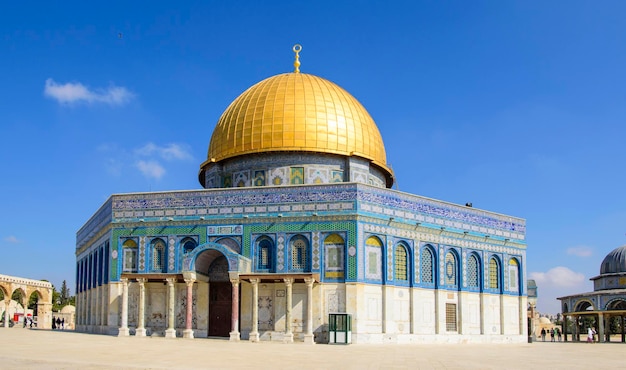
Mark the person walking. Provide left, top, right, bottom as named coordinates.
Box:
left=587, top=327, right=595, bottom=343
left=556, top=327, right=562, bottom=341
left=541, top=328, right=546, bottom=341
left=550, top=328, right=555, bottom=342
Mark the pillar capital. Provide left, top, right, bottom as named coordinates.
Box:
left=165, top=277, right=177, bottom=286
left=283, top=278, right=294, bottom=286
left=304, top=277, right=315, bottom=286
left=249, top=278, right=260, bottom=285
left=136, top=277, right=147, bottom=285
left=230, top=278, right=240, bottom=286
left=120, top=277, right=129, bottom=285
left=184, top=278, right=196, bottom=286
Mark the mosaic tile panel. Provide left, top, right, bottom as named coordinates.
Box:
left=139, top=236, right=146, bottom=271
left=331, top=170, right=343, bottom=183
left=253, top=170, right=266, bottom=186
left=233, top=170, right=250, bottom=187
left=269, top=168, right=288, bottom=185
left=290, top=167, right=304, bottom=184
left=387, top=239, right=393, bottom=281
left=312, top=231, right=320, bottom=270
left=168, top=237, right=176, bottom=272
left=276, top=233, right=285, bottom=272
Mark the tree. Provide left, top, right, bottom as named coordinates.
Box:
left=60, top=280, right=70, bottom=306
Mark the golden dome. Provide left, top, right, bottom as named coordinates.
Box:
left=201, top=72, right=393, bottom=185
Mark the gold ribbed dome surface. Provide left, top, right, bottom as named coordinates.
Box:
left=205, top=72, right=390, bottom=173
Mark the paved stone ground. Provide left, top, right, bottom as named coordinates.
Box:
left=0, top=328, right=623, bottom=369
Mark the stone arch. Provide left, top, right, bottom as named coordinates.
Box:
left=11, top=287, right=28, bottom=307
left=184, top=242, right=248, bottom=274
left=214, top=237, right=241, bottom=254
left=574, top=299, right=596, bottom=312
left=605, top=298, right=626, bottom=311
left=0, top=284, right=9, bottom=300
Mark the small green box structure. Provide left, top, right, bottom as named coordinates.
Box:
left=329, top=313, right=352, bottom=344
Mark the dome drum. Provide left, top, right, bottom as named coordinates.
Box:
left=200, top=151, right=388, bottom=188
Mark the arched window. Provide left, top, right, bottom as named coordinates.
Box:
left=395, top=244, right=408, bottom=281
left=182, top=238, right=197, bottom=253
left=324, top=234, right=345, bottom=278
left=365, top=236, right=383, bottom=280
left=489, top=257, right=500, bottom=290
left=467, top=254, right=480, bottom=289
left=508, top=258, right=519, bottom=293
left=122, top=239, right=138, bottom=272
left=444, top=251, right=457, bottom=288
left=152, top=239, right=166, bottom=272
left=290, top=235, right=308, bottom=271
left=421, top=247, right=434, bottom=284
left=257, top=237, right=273, bottom=271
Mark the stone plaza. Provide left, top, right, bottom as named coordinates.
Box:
left=0, top=328, right=622, bottom=369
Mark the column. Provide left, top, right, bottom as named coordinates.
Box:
left=117, top=278, right=129, bottom=336
left=622, top=316, right=625, bottom=343
left=3, top=299, right=9, bottom=328
left=598, top=313, right=605, bottom=343
left=183, top=278, right=195, bottom=339
left=136, top=278, right=147, bottom=337
left=249, top=278, right=260, bottom=342
left=304, top=277, right=315, bottom=344
left=229, top=278, right=240, bottom=341
left=563, top=315, right=568, bottom=342
left=283, top=278, right=294, bottom=343
left=165, top=278, right=177, bottom=338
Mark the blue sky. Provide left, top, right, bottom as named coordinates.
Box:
left=1, top=1, right=625, bottom=314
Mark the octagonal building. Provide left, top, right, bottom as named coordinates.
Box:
left=75, top=47, right=527, bottom=343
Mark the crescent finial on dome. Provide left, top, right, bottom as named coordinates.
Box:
left=293, top=44, right=302, bottom=73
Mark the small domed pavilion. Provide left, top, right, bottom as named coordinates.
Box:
left=558, top=245, right=626, bottom=342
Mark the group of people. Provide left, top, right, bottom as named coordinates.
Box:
left=22, top=316, right=34, bottom=328
left=51, top=316, right=65, bottom=330
left=540, top=327, right=562, bottom=342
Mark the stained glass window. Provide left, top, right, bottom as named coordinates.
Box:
left=445, top=252, right=457, bottom=287
left=489, top=257, right=499, bottom=289
left=468, top=254, right=479, bottom=288
left=152, top=239, right=165, bottom=272
left=258, top=238, right=273, bottom=270
left=421, top=248, right=434, bottom=284
left=508, top=258, right=519, bottom=293
left=395, top=245, right=408, bottom=281
left=291, top=237, right=307, bottom=270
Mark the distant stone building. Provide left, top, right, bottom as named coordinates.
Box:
left=0, top=274, right=53, bottom=329
left=75, top=46, right=528, bottom=343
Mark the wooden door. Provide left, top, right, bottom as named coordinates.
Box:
left=209, top=282, right=232, bottom=337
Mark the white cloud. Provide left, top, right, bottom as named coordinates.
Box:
left=3, top=236, right=19, bottom=243
left=567, top=246, right=593, bottom=257
left=44, top=78, right=134, bottom=106
left=135, top=143, right=192, bottom=161
left=136, top=160, right=165, bottom=180
left=530, top=266, right=586, bottom=289
left=160, top=143, right=193, bottom=161
left=529, top=266, right=589, bottom=315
